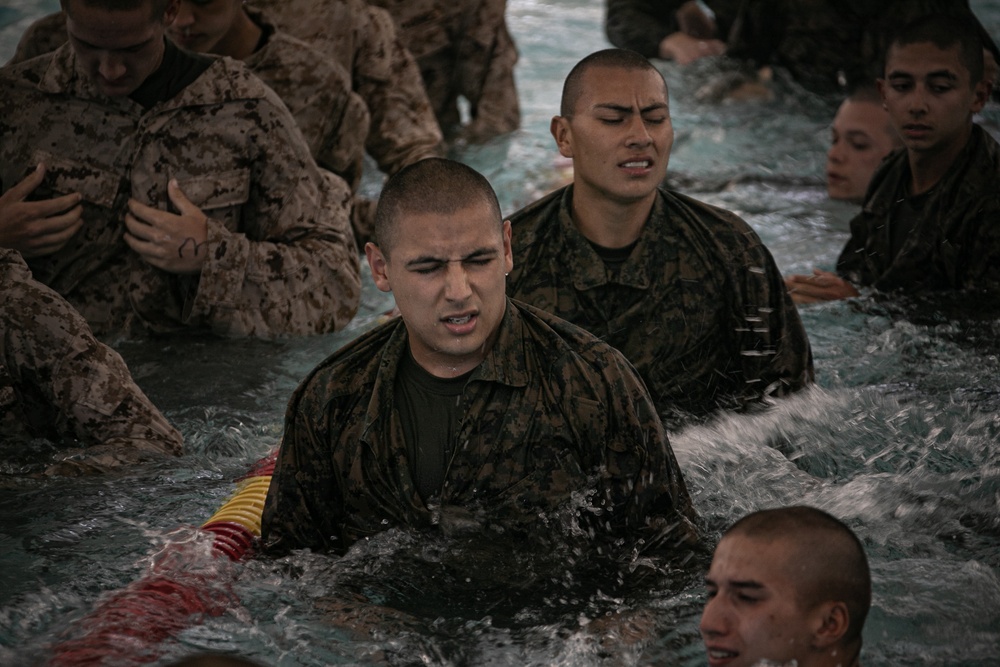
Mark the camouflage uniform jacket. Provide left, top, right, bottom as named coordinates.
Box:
left=261, top=299, right=699, bottom=556
left=253, top=0, right=442, bottom=174
left=837, top=124, right=1000, bottom=293
left=0, top=249, right=183, bottom=473
left=507, top=186, right=813, bottom=426
left=0, top=45, right=361, bottom=339
left=368, top=0, right=520, bottom=141
left=9, top=9, right=370, bottom=191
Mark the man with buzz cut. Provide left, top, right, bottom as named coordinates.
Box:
left=261, top=158, right=700, bottom=557
left=0, top=0, right=361, bottom=339
left=701, top=505, right=872, bottom=667
left=506, top=48, right=813, bottom=428
left=786, top=12, right=1000, bottom=304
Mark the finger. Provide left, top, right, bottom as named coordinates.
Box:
left=20, top=214, right=85, bottom=257
left=30, top=190, right=84, bottom=217
left=124, top=212, right=159, bottom=243
left=124, top=229, right=170, bottom=263
left=5, top=163, right=46, bottom=201
left=127, top=197, right=161, bottom=226
left=167, top=179, right=200, bottom=217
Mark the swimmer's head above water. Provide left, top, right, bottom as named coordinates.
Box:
left=701, top=506, right=871, bottom=667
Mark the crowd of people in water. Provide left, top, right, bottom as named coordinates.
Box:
left=2, top=1, right=999, bottom=665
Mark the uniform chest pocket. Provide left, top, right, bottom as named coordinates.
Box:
left=30, top=150, right=120, bottom=210
left=174, top=169, right=251, bottom=230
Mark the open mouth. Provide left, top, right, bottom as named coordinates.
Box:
left=445, top=315, right=472, bottom=325
left=620, top=159, right=652, bottom=169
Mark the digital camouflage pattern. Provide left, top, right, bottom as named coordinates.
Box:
left=9, top=9, right=370, bottom=194
left=0, top=45, right=361, bottom=339
left=253, top=0, right=443, bottom=175
left=368, top=0, right=520, bottom=141
left=0, top=249, right=183, bottom=475
left=261, top=300, right=700, bottom=556
left=507, top=186, right=814, bottom=428
left=837, top=124, right=1000, bottom=293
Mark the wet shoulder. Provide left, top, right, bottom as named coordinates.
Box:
left=507, top=186, right=567, bottom=254
left=293, top=318, right=402, bottom=401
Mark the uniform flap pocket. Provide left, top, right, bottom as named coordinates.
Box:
left=31, top=149, right=120, bottom=208
left=175, top=169, right=251, bottom=211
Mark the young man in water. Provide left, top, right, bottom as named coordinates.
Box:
left=261, top=158, right=699, bottom=556
left=0, top=0, right=360, bottom=339
left=505, top=48, right=813, bottom=428
left=827, top=85, right=903, bottom=204
left=786, top=13, right=1000, bottom=304
left=701, top=506, right=871, bottom=667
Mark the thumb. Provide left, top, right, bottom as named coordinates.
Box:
left=167, top=178, right=200, bottom=216
left=10, top=163, right=47, bottom=201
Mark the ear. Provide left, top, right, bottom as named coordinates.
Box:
left=876, top=78, right=888, bottom=108
left=501, top=219, right=513, bottom=275
left=550, top=115, right=574, bottom=159
left=364, top=242, right=392, bottom=293
left=810, top=601, right=850, bottom=650
left=162, top=0, right=180, bottom=25
left=971, top=78, right=990, bottom=115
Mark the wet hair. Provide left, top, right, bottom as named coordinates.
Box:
left=373, top=158, right=503, bottom=257
left=560, top=48, right=668, bottom=117
left=885, top=12, right=985, bottom=86
left=846, top=82, right=882, bottom=106
left=724, top=505, right=871, bottom=646
left=60, top=0, right=173, bottom=21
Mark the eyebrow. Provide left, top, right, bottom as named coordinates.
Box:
left=404, top=246, right=499, bottom=268
left=593, top=102, right=669, bottom=114
left=887, top=69, right=959, bottom=81
left=704, top=577, right=766, bottom=590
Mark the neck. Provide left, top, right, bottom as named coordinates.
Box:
left=907, top=124, right=972, bottom=195
left=569, top=185, right=653, bottom=248
left=215, top=9, right=263, bottom=60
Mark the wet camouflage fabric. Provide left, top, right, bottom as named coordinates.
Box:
left=725, top=0, right=990, bottom=94
left=507, top=186, right=813, bottom=428
left=0, top=249, right=183, bottom=474
left=0, top=45, right=361, bottom=339
left=7, top=10, right=64, bottom=64
left=368, top=0, right=520, bottom=141
left=605, top=0, right=743, bottom=59
left=837, top=125, right=1000, bottom=293
left=261, top=300, right=700, bottom=556
left=253, top=0, right=442, bottom=174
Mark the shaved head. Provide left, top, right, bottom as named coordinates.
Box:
left=560, top=48, right=668, bottom=118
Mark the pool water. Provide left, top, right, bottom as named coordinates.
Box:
left=2, top=1, right=1000, bottom=665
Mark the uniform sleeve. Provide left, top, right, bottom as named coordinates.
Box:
left=1, top=254, right=183, bottom=472
left=960, top=197, right=1000, bottom=292
left=261, top=380, right=344, bottom=555
left=739, top=239, right=815, bottom=399
left=456, top=0, right=520, bottom=140
left=354, top=5, right=443, bottom=174
left=7, top=11, right=67, bottom=66
left=186, top=98, right=362, bottom=339
left=605, top=0, right=685, bottom=58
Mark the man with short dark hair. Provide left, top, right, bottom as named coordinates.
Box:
left=507, top=48, right=813, bottom=427
left=261, top=158, right=699, bottom=556
left=786, top=12, right=1000, bottom=303
left=701, top=505, right=871, bottom=667
left=0, top=0, right=361, bottom=339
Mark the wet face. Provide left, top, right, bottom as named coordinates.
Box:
left=879, top=41, right=988, bottom=160
left=365, top=202, right=513, bottom=378
left=169, top=0, right=244, bottom=55
left=826, top=98, right=900, bottom=202
left=552, top=65, right=673, bottom=208
left=65, top=0, right=176, bottom=97
left=700, top=535, right=821, bottom=667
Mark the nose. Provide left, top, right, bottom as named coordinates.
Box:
left=625, top=115, right=653, bottom=147
left=443, top=263, right=472, bottom=302
left=827, top=139, right=845, bottom=165
left=98, top=52, right=126, bottom=82
left=908, top=84, right=929, bottom=117
left=699, top=595, right=730, bottom=640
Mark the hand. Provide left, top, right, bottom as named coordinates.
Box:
left=0, top=163, right=84, bottom=258
left=658, top=32, right=726, bottom=65
left=124, top=179, right=208, bottom=275
left=676, top=0, right=717, bottom=39
left=785, top=269, right=860, bottom=304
